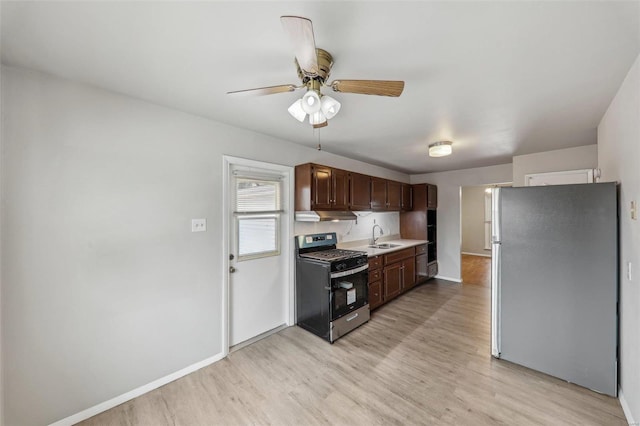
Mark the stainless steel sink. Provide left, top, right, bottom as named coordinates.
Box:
left=368, top=243, right=401, bottom=249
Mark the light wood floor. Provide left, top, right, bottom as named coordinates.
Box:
left=462, top=254, right=491, bottom=287
left=80, top=280, right=625, bottom=425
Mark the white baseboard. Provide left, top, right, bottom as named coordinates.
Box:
left=434, top=275, right=463, bottom=283
left=619, top=388, right=637, bottom=425
left=48, top=352, right=225, bottom=426
left=461, top=251, right=492, bottom=258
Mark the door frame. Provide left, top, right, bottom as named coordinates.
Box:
left=221, top=155, right=295, bottom=357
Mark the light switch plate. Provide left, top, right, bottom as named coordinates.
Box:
left=631, top=201, right=637, bottom=220
left=191, top=218, right=206, bottom=232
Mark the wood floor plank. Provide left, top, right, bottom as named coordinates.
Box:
left=462, top=254, right=491, bottom=287
left=79, top=280, right=625, bottom=426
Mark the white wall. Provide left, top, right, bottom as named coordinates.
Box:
left=411, top=164, right=512, bottom=281
left=512, top=144, right=597, bottom=187
left=597, top=53, right=640, bottom=425
left=461, top=186, right=490, bottom=256
left=0, top=66, right=409, bottom=426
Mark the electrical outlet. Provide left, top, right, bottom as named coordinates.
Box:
left=631, top=201, right=637, bottom=220
left=191, top=218, right=206, bottom=232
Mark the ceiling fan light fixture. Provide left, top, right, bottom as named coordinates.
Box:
left=320, top=95, right=341, bottom=119
left=309, top=110, right=327, bottom=126
left=301, top=90, right=321, bottom=114
left=429, top=141, right=453, bottom=157
left=288, top=99, right=306, bottom=122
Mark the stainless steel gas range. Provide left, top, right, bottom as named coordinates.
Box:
left=295, top=233, right=370, bottom=343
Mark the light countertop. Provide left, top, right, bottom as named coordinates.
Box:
left=339, top=238, right=428, bottom=257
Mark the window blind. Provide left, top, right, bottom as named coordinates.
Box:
left=235, top=178, right=282, bottom=213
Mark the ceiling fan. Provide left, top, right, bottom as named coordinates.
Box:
left=227, top=16, right=405, bottom=128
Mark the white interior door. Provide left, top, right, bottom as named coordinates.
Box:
left=224, top=157, right=293, bottom=348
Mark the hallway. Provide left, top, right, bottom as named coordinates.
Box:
left=461, top=254, right=491, bottom=287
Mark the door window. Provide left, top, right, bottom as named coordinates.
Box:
left=234, top=175, right=283, bottom=261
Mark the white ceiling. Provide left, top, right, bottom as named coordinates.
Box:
left=2, top=1, right=639, bottom=174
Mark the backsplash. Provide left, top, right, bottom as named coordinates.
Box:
left=294, top=211, right=400, bottom=243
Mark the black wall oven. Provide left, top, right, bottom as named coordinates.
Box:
left=296, top=233, right=370, bottom=343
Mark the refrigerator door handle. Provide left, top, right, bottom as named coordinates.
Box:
left=491, top=187, right=501, bottom=358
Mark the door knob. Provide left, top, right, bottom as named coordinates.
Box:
left=229, top=266, right=236, bottom=273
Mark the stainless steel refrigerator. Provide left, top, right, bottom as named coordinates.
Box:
left=491, top=182, right=618, bottom=396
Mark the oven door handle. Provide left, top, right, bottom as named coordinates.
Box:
left=330, top=264, right=369, bottom=279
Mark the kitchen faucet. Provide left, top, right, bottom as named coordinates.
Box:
left=371, top=224, right=384, bottom=245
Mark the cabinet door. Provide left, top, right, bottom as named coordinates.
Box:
left=383, top=262, right=402, bottom=300
left=370, top=177, right=387, bottom=211
left=387, top=181, right=402, bottom=210
left=401, top=184, right=413, bottom=211
left=332, top=168, right=350, bottom=209
left=369, top=280, right=383, bottom=310
left=402, top=257, right=416, bottom=290
left=350, top=172, right=371, bottom=210
left=312, top=166, right=333, bottom=209
left=427, top=184, right=438, bottom=209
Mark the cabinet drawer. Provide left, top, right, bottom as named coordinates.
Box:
left=369, top=256, right=383, bottom=270
left=383, top=247, right=415, bottom=265
left=369, top=280, right=383, bottom=310
left=369, top=269, right=382, bottom=282
left=415, top=244, right=427, bottom=255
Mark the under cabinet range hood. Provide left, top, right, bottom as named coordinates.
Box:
left=295, top=210, right=357, bottom=222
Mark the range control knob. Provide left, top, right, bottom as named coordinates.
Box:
left=336, top=263, right=346, bottom=271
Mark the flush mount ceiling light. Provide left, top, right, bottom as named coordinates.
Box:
left=429, top=141, right=453, bottom=157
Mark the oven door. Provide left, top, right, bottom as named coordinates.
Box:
left=330, top=264, right=368, bottom=320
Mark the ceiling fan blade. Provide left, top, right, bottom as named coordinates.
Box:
left=330, top=80, right=405, bottom=97
left=227, top=84, right=299, bottom=96
left=281, top=16, right=319, bottom=75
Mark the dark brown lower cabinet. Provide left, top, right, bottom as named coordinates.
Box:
left=369, top=246, right=425, bottom=311
left=383, top=263, right=403, bottom=300
left=369, top=280, right=383, bottom=309
left=383, top=257, right=416, bottom=299
left=401, top=258, right=416, bottom=291
left=368, top=256, right=383, bottom=309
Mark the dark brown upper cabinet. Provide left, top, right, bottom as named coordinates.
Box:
left=401, top=183, right=413, bottom=211
left=332, top=168, right=350, bottom=210
left=387, top=181, right=402, bottom=210
left=350, top=172, right=371, bottom=210
left=427, top=184, right=438, bottom=209
left=295, top=162, right=414, bottom=213
left=310, top=165, right=332, bottom=209
left=295, top=163, right=350, bottom=211
left=370, top=177, right=388, bottom=211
